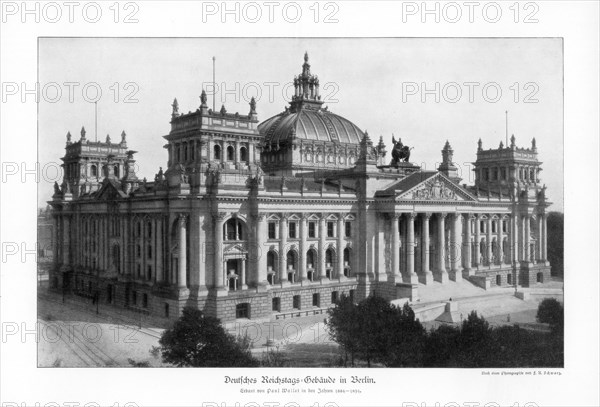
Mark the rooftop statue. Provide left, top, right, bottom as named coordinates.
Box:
left=391, top=136, right=412, bottom=164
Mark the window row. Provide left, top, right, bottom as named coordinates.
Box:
left=271, top=290, right=355, bottom=312
left=268, top=220, right=352, bottom=239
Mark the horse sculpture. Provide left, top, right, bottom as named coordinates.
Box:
left=391, top=136, right=412, bottom=164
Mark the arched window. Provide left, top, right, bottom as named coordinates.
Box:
left=90, top=165, right=97, bottom=177
left=227, top=145, right=234, bottom=161
left=325, top=248, right=334, bottom=267
left=240, top=147, right=247, bottom=162
left=343, top=248, right=351, bottom=277
left=224, top=218, right=244, bottom=241
left=306, top=250, right=316, bottom=269
left=343, top=248, right=351, bottom=266
left=114, top=165, right=120, bottom=178
left=184, top=144, right=188, bottom=161
left=102, top=165, right=108, bottom=178
left=146, top=221, right=152, bottom=238
left=287, top=250, right=297, bottom=271
left=112, top=245, right=120, bottom=273
left=267, top=251, right=277, bottom=277
left=214, top=144, right=221, bottom=160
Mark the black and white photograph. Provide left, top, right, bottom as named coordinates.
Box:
left=1, top=2, right=599, bottom=407
left=37, top=37, right=565, bottom=369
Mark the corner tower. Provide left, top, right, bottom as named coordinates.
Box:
left=473, top=135, right=543, bottom=193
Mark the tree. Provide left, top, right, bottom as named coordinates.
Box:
left=458, top=311, right=497, bottom=367
left=384, top=302, right=426, bottom=367
left=327, top=295, right=426, bottom=367
left=536, top=298, right=564, bottom=334
left=158, top=307, right=258, bottom=367
left=325, top=294, right=360, bottom=366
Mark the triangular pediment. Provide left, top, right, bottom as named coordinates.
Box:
left=96, top=180, right=127, bottom=201
left=224, top=243, right=246, bottom=255
left=396, top=173, right=476, bottom=202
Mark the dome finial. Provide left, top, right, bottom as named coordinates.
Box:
left=304, top=51, right=309, bottom=62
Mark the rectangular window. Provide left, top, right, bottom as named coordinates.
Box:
left=331, top=291, right=339, bottom=304
left=480, top=221, right=485, bottom=233
left=345, top=222, right=352, bottom=237
left=312, top=293, right=320, bottom=307
left=132, top=291, right=137, bottom=305
left=142, top=293, right=148, bottom=308
left=164, top=303, right=169, bottom=318
left=272, top=297, right=281, bottom=312
left=308, top=222, right=316, bottom=238
left=492, top=221, right=497, bottom=233
left=268, top=222, right=276, bottom=239
left=288, top=222, right=297, bottom=239
left=503, top=220, right=507, bottom=233
left=327, top=222, right=335, bottom=238
left=292, top=295, right=301, bottom=310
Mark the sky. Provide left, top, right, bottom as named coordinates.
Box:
left=38, top=37, right=563, bottom=211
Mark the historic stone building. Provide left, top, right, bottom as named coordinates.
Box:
left=48, top=54, right=552, bottom=322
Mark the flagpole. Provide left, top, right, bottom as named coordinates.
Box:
left=95, top=101, right=98, bottom=142
left=212, top=56, right=216, bottom=112
left=505, top=110, right=508, bottom=146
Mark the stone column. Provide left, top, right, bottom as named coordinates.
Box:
left=450, top=213, right=462, bottom=282
left=279, top=214, right=288, bottom=285
left=436, top=213, right=448, bottom=283
left=337, top=214, right=345, bottom=280
left=255, top=213, right=269, bottom=288
left=474, top=215, right=481, bottom=269
left=299, top=214, right=308, bottom=283
left=177, top=215, right=187, bottom=289
left=463, top=214, right=473, bottom=275
left=537, top=214, right=544, bottom=262
left=498, top=217, right=505, bottom=265
left=542, top=213, right=548, bottom=263
left=213, top=212, right=226, bottom=289
left=62, top=215, right=70, bottom=266
left=155, top=217, right=163, bottom=283
left=511, top=214, right=518, bottom=264
left=319, top=216, right=327, bottom=280
left=523, top=214, right=530, bottom=263
left=240, top=255, right=247, bottom=289
left=486, top=216, right=493, bottom=267
left=406, top=213, right=418, bottom=283
left=420, top=213, right=433, bottom=284
left=392, top=213, right=402, bottom=281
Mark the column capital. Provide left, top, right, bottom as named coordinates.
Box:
left=213, top=212, right=227, bottom=222
left=393, top=212, right=402, bottom=220
left=463, top=212, right=474, bottom=220
left=301, top=213, right=310, bottom=220
left=423, top=212, right=433, bottom=220
left=178, top=214, right=188, bottom=225
left=281, top=213, right=290, bottom=221
left=406, top=212, right=417, bottom=220
left=256, top=212, right=268, bottom=221
left=439, top=212, right=448, bottom=219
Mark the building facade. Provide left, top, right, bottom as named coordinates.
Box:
left=48, top=54, right=552, bottom=322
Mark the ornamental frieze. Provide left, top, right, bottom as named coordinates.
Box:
left=412, top=179, right=458, bottom=200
